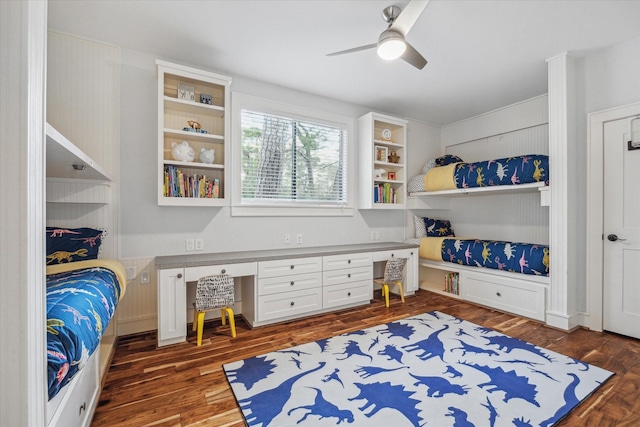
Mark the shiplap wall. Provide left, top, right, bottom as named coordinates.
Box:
left=46, top=31, right=121, bottom=344
left=411, top=95, right=550, bottom=245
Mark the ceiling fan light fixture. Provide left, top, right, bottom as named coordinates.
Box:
left=377, top=30, right=406, bottom=60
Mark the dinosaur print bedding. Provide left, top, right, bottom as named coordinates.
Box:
left=408, top=154, right=549, bottom=193
left=46, top=260, right=126, bottom=400
left=420, top=237, right=549, bottom=276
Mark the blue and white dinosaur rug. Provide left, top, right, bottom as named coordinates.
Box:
left=223, top=311, right=612, bottom=427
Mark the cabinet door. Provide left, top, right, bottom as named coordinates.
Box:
left=158, top=268, right=187, bottom=346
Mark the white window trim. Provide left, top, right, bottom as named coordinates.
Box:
left=231, top=92, right=355, bottom=217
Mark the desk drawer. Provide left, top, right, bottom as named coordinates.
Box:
left=258, top=287, right=322, bottom=322
left=323, top=280, right=372, bottom=309
left=184, top=262, right=257, bottom=282
left=258, top=272, right=322, bottom=296
left=323, top=252, right=372, bottom=271
left=258, top=257, right=322, bottom=278
left=323, top=266, right=372, bottom=287
left=464, top=272, right=546, bottom=321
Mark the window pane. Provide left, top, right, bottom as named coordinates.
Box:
left=240, top=109, right=347, bottom=205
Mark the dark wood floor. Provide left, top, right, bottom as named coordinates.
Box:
left=91, top=290, right=640, bottom=426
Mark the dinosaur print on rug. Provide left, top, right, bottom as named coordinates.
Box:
left=223, top=311, right=612, bottom=426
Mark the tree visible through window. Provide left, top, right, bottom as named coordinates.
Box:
left=240, top=109, right=347, bottom=205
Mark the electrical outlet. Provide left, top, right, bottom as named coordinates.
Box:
left=296, top=233, right=303, bottom=244
left=375, top=231, right=381, bottom=240
left=186, top=239, right=195, bottom=252
left=284, top=233, right=291, bottom=244
left=195, top=239, right=204, bottom=251
left=125, top=266, right=136, bottom=281
left=371, top=231, right=376, bottom=241
left=140, top=271, right=150, bottom=284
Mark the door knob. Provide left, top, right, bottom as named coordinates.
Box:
left=608, top=234, right=627, bottom=242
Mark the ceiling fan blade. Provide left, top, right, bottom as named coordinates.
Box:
left=326, top=43, right=377, bottom=57
left=390, top=0, right=430, bottom=36
left=401, top=41, right=428, bottom=69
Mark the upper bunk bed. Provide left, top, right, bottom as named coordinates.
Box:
left=407, top=154, right=550, bottom=209
left=46, top=123, right=112, bottom=204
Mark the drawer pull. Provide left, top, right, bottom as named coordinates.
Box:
left=221, top=269, right=226, bottom=274
left=347, top=292, right=351, bottom=297
left=290, top=281, right=295, bottom=286
left=177, top=273, right=182, bottom=279
left=496, top=292, right=501, bottom=297
left=348, top=259, right=351, bottom=264
left=290, top=301, right=295, bottom=306
left=79, top=402, right=86, bottom=415
left=290, top=265, right=295, bottom=270
left=347, top=274, right=351, bottom=278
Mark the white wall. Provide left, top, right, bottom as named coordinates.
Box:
left=574, top=35, right=640, bottom=313
left=118, top=48, right=440, bottom=259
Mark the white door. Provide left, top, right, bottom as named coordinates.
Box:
left=603, top=117, right=640, bottom=339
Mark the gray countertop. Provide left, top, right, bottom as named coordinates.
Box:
left=155, top=241, right=418, bottom=270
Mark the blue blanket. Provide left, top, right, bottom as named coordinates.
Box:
left=46, top=266, right=122, bottom=400
left=454, top=154, right=549, bottom=188
left=441, top=239, right=549, bottom=276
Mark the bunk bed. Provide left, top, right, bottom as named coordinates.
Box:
left=407, top=153, right=551, bottom=322
left=45, top=124, right=122, bottom=427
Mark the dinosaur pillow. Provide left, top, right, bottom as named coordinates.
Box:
left=46, top=227, right=105, bottom=265
left=423, top=217, right=455, bottom=237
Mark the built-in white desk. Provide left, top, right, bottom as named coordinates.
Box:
left=155, top=242, right=419, bottom=347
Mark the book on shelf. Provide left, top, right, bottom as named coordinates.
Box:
left=444, top=272, right=459, bottom=295
left=163, top=165, right=220, bottom=198
left=373, top=183, right=397, bottom=204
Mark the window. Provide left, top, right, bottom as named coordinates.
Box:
left=232, top=93, right=354, bottom=216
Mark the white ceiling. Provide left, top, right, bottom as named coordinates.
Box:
left=48, top=0, right=640, bottom=126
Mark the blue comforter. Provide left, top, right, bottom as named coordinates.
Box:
left=441, top=239, right=549, bottom=276
left=46, top=265, right=123, bottom=400
left=454, top=154, right=549, bottom=188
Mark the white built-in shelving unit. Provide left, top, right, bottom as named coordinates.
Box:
left=358, top=112, right=407, bottom=209
left=156, top=60, right=231, bottom=207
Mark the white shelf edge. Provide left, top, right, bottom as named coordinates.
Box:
left=409, top=182, right=547, bottom=197
left=164, top=128, right=224, bottom=141
left=373, top=139, right=404, bottom=147
left=163, top=160, right=224, bottom=170
left=163, top=95, right=225, bottom=114
left=419, top=258, right=550, bottom=285
left=46, top=123, right=111, bottom=181
left=158, top=196, right=227, bottom=207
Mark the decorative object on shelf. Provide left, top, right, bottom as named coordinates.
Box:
left=171, top=141, right=195, bottom=162
left=375, top=145, right=388, bottom=162
left=200, top=93, right=212, bottom=105
left=381, top=128, right=392, bottom=141
left=183, top=120, right=208, bottom=134
left=199, top=147, right=215, bottom=164
left=388, top=150, right=400, bottom=163
left=374, top=168, right=387, bottom=178
left=388, top=171, right=396, bottom=180
left=177, top=83, right=195, bottom=101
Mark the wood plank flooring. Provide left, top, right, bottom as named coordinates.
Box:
left=91, top=290, right=640, bottom=426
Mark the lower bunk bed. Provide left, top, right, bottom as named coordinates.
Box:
left=46, top=259, right=127, bottom=427
left=418, top=236, right=550, bottom=321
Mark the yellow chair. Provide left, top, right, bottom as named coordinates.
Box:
left=192, top=274, right=236, bottom=346
left=374, top=258, right=407, bottom=308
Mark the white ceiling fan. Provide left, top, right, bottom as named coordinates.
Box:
left=327, top=0, right=430, bottom=69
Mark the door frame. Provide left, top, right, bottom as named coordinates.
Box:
left=586, top=102, right=640, bottom=332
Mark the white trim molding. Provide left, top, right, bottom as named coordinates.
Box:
left=546, top=52, right=580, bottom=331
left=586, top=101, right=640, bottom=332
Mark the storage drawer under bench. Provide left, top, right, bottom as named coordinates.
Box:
left=463, top=271, right=547, bottom=321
